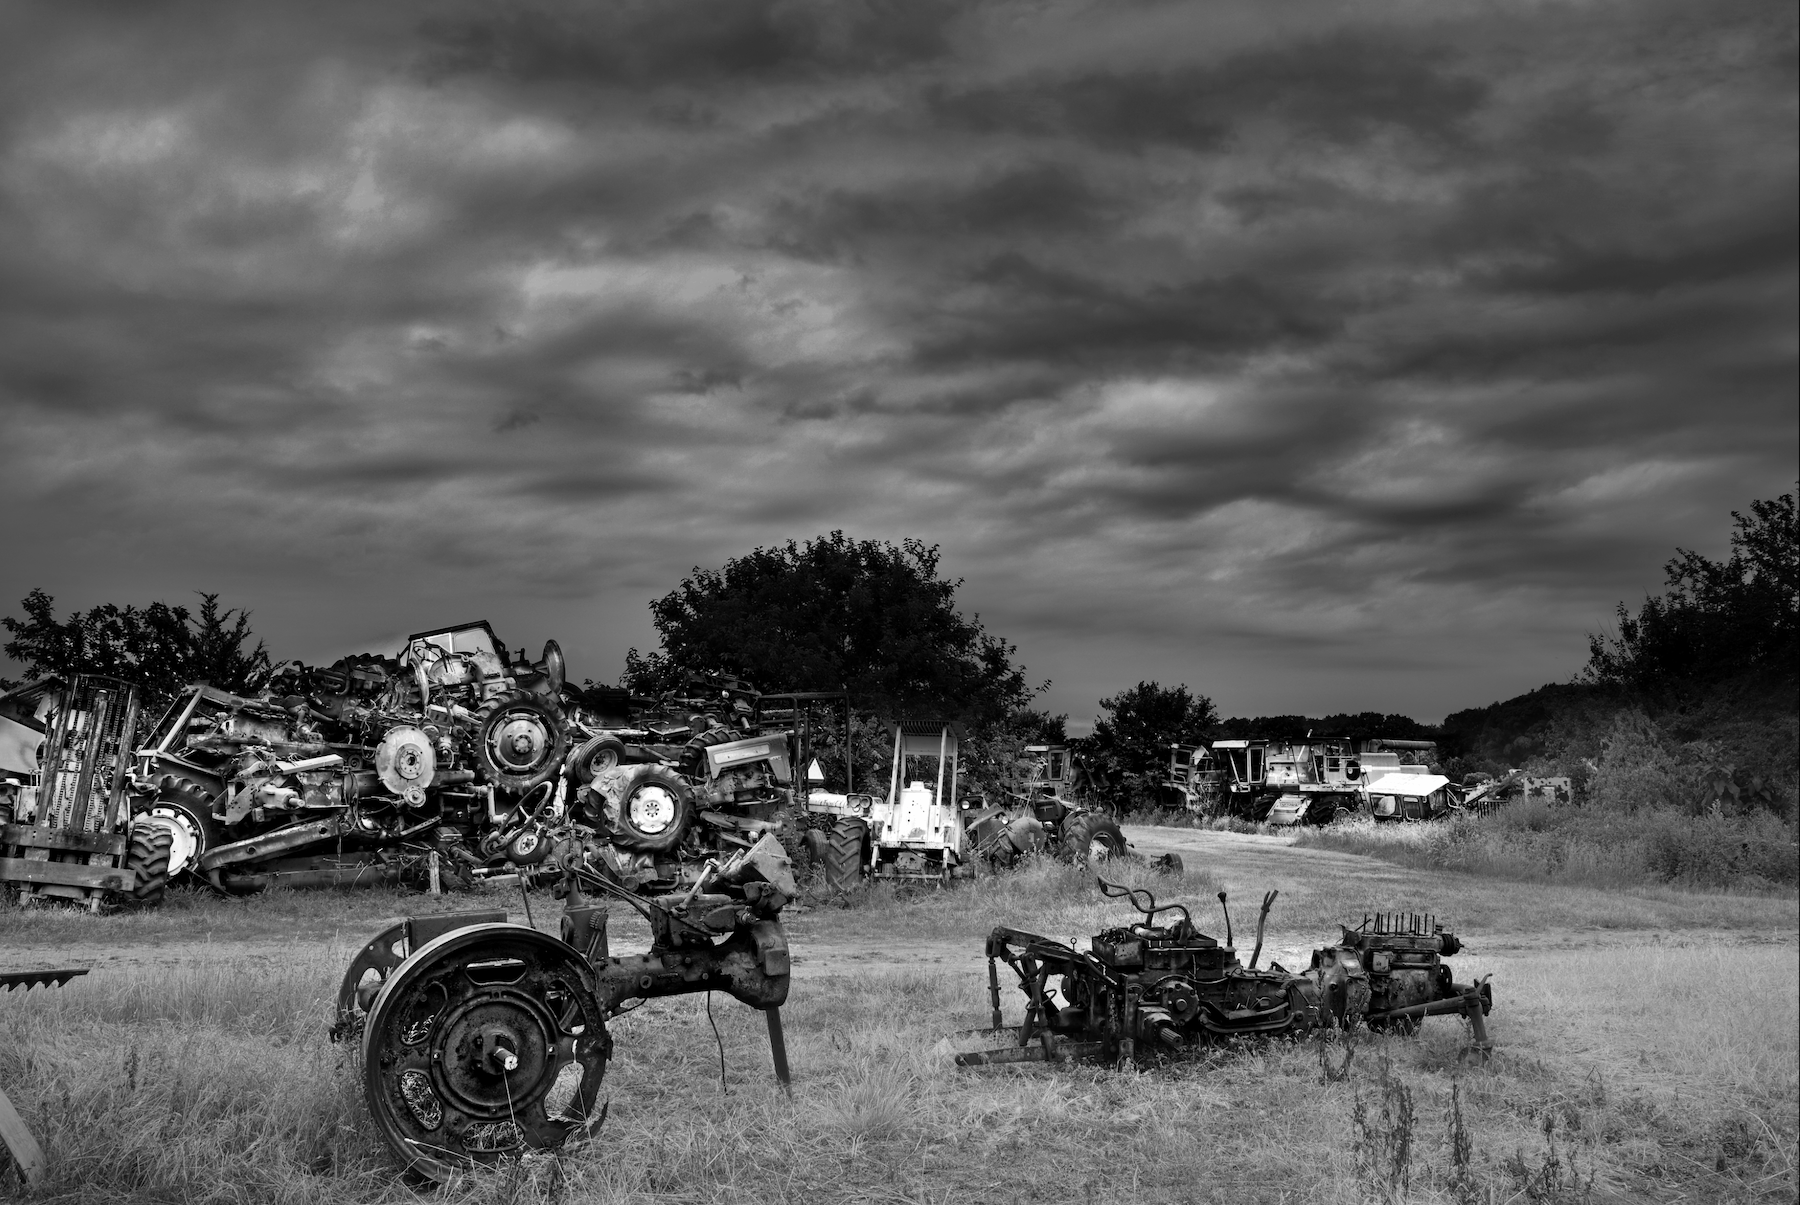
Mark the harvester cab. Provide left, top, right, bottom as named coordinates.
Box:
left=1211, top=739, right=1271, bottom=818
left=1263, top=740, right=1367, bottom=827
left=1162, top=743, right=1220, bottom=812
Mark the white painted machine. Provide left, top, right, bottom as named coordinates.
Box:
left=808, top=719, right=969, bottom=887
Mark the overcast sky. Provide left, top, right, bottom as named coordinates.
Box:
left=1, top=1, right=1793, bottom=730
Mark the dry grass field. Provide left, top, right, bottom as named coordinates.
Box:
left=2, top=826, right=1794, bottom=1204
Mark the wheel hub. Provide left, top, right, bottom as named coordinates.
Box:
left=627, top=786, right=677, bottom=834
left=436, top=999, right=551, bottom=1115
left=493, top=718, right=549, bottom=772
left=146, top=809, right=201, bottom=878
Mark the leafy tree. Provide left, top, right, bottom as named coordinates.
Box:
left=1585, top=487, right=1798, bottom=691
left=3, top=589, right=271, bottom=713
left=618, top=647, right=682, bottom=697
left=645, top=532, right=1039, bottom=725
left=1078, top=681, right=1216, bottom=811
left=1215, top=712, right=1438, bottom=744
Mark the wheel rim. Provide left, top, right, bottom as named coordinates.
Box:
left=1088, top=836, right=1114, bottom=863
left=361, top=926, right=608, bottom=1180
left=590, top=747, right=620, bottom=773
left=626, top=786, right=678, bottom=835
left=147, top=806, right=204, bottom=877
left=487, top=709, right=555, bottom=777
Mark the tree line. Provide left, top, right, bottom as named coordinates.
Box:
left=7, top=487, right=1790, bottom=809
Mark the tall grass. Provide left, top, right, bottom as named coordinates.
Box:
left=1297, top=807, right=1799, bottom=893
left=3, top=877, right=1795, bottom=1201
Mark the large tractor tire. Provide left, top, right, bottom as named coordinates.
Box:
left=822, top=816, right=867, bottom=891
left=1061, top=812, right=1127, bottom=867
left=123, top=818, right=175, bottom=908
left=612, top=767, right=695, bottom=853
left=476, top=691, right=569, bottom=794
left=567, top=735, right=628, bottom=785
left=145, top=777, right=223, bottom=881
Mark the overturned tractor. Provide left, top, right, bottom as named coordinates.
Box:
left=956, top=879, right=1490, bottom=1067
left=958, top=743, right=1182, bottom=875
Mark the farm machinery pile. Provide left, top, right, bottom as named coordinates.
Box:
left=127, top=619, right=573, bottom=900
left=0, top=624, right=814, bottom=910
left=956, top=877, right=1492, bottom=1067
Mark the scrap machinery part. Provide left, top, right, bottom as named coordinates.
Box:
left=1328, top=912, right=1492, bottom=1052
left=359, top=924, right=610, bottom=1183
left=567, top=735, right=627, bottom=784
left=0, top=968, right=91, bottom=1187
left=957, top=742, right=1180, bottom=876
left=1060, top=811, right=1127, bottom=868
left=957, top=882, right=1494, bottom=1069
left=1, top=675, right=144, bottom=910
left=957, top=878, right=1325, bottom=1068
left=477, top=692, right=569, bottom=795
left=337, top=833, right=796, bottom=1181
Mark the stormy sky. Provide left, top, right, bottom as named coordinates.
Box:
left=1, top=0, right=1794, bottom=729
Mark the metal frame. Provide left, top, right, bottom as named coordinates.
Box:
left=1, top=675, right=141, bottom=910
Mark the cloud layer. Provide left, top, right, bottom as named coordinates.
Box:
left=2, top=0, right=1794, bottom=725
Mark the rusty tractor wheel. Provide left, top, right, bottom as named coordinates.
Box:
left=145, top=778, right=222, bottom=881
left=1060, top=813, right=1126, bottom=868
left=123, top=818, right=174, bottom=908
left=822, top=815, right=867, bottom=891
left=567, top=735, right=627, bottom=785
left=612, top=768, right=694, bottom=853
left=506, top=827, right=554, bottom=866
left=477, top=693, right=569, bottom=794
left=361, top=924, right=609, bottom=1182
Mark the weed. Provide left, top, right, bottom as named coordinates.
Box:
left=1319, top=1029, right=1357, bottom=1084
left=1503, top=1114, right=1595, bottom=1204
left=1446, top=1079, right=1478, bottom=1205
left=1352, top=1056, right=1416, bottom=1204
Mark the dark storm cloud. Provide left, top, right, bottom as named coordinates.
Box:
left=0, top=0, right=1793, bottom=723
left=929, top=30, right=1489, bottom=152
left=417, top=0, right=964, bottom=87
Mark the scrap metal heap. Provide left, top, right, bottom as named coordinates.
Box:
left=331, top=833, right=796, bottom=1181
left=956, top=879, right=1491, bottom=1067
left=127, top=620, right=572, bottom=897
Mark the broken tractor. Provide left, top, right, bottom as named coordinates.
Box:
left=956, top=879, right=1492, bottom=1067
left=332, top=833, right=797, bottom=1180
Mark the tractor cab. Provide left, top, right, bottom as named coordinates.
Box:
left=401, top=621, right=565, bottom=711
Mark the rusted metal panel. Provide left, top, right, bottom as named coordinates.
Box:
left=0, top=824, right=127, bottom=857
left=0, top=857, right=135, bottom=891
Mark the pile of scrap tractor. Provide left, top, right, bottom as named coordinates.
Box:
left=0, top=620, right=1503, bottom=1184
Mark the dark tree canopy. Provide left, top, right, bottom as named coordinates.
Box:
left=1077, top=681, right=1217, bottom=809
left=644, top=533, right=1039, bottom=725
left=1585, top=488, right=1798, bottom=691
left=2, top=589, right=271, bottom=712
left=1214, top=712, right=1439, bottom=744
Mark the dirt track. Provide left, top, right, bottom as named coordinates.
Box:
left=5, top=825, right=1792, bottom=983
